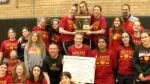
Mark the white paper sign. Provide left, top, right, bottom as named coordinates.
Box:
left=63, top=55, right=96, bottom=83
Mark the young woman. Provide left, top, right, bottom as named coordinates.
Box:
left=78, top=1, right=91, bottom=47
left=32, top=17, right=49, bottom=51
left=7, top=50, right=21, bottom=76
left=0, top=28, right=18, bottom=62
left=12, top=63, right=28, bottom=83
left=24, top=31, right=46, bottom=71
left=60, top=72, right=78, bottom=84
left=18, top=27, right=30, bottom=62
left=49, top=19, right=62, bottom=52
left=132, top=21, right=144, bottom=46
left=87, top=5, right=107, bottom=49
left=68, top=33, right=91, bottom=56
left=79, top=1, right=90, bottom=15
left=108, top=17, right=124, bottom=53
left=91, top=36, right=116, bottom=84
left=117, top=32, right=135, bottom=84
left=27, top=65, right=47, bottom=84
left=0, top=62, right=13, bottom=84
left=134, top=31, right=150, bottom=84
left=59, top=3, right=78, bottom=54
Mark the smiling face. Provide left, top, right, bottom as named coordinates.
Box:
left=121, top=5, right=130, bottom=18
left=122, top=32, right=130, bottom=45
left=93, top=6, right=101, bottom=18
left=114, top=17, right=121, bottom=28
left=31, top=33, right=38, bottom=43
left=69, top=6, right=77, bottom=17
left=74, top=34, right=83, bottom=45
left=52, top=20, right=59, bottom=30
left=22, top=28, right=30, bottom=38
left=8, top=29, right=16, bottom=39
left=79, top=3, right=87, bottom=14
left=16, top=65, right=24, bottom=77
left=39, top=18, right=47, bottom=28
left=133, top=21, right=141, bottom=32
left=0, top=64, right=7, bottom=75
left=141, top=32, right=150, bottom=46
left=48, top=44, right=59, bottom=58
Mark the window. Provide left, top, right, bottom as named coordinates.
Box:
left=0, top=0, right=9, bottom=4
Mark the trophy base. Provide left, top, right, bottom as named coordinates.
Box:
left=75, top=30, right=89, bottom=33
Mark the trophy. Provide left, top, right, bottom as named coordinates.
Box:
left=75, top=15, right=91, bottom=33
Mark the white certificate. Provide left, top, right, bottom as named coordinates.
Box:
left=63, top=55, right=96, bottom=83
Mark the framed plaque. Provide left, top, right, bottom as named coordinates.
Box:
left=75, top=15, right=91, bottom=33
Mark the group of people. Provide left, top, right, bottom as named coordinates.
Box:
left=0, top=1, right=149, bottom=84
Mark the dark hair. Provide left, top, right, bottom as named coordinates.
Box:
left=72, top=3, right=78, bottom=12
left=122, top=32, right=135, bottom=47
left=49, top=18, right=60, bottom=39
left=22, top=26, right=30, bottom=32
left=121, top=4, right=130, bottom=10
left=79, top=1, right=89, bottom=14
left=141, top=30, right=150, bottom=37
left=110, top=17, right=124, bottom=41
left=93, top=5, right=102, bottom=11
left=29, top=65, right=44, bottom=83
left=13, top=63, right=28, bottom=83
left=61, top=72, right=72, bottom=79
left=96, top=36, right=108, bottom=51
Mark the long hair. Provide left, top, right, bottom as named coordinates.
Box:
left=122, top=32, right=135, bottom=47
left=110, top=17, right=124, bottom=41
left=29, top=65, right=44, bottom=83
left=13, top=63, right=28, bottom=83
left=79, top=1, right=89, bottom=14
left=0, top=62, right=8, bottom=74
left=8, top=27, right=16, bottom=39
left=72, top=3, right=78, bottom=13
left=49, top=19, right=60, bottom=38
left=26, top=31, right=45, bottom=54
left=20, top=26, right=30, bottom=42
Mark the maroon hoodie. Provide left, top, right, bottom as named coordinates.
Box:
left=118, top=46, right=134, bottom=75
left=91, top=49, right=116, bottom=84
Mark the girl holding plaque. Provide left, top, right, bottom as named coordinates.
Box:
left=59, top=4, right=78, bottom=54
left=87, top=5, right=107, bottom=49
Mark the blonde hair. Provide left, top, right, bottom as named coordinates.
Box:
left=26, top=31, right=45, bottom=54
left=13, top=63, right=28, bottom=83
